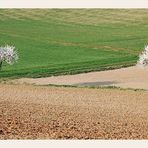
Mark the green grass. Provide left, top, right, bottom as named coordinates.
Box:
left=0, top=9, right=147, bottom=78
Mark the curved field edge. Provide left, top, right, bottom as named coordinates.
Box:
left=0, top=57, right=136, bottom=79
left=0, top=9, right=146, bottom=78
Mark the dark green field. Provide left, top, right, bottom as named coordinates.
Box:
left=0, top=9, right=148, bottom=78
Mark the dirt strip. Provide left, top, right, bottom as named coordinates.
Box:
left=12, top=66, right=148, bottom=90
left=0, top=84, right=148, bottom=139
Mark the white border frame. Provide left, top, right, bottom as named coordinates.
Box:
left=0, top=0, right=148, bottom=8
left=0, top=140, right=148, bottom=148
left=0, top=0, right=148, bottom=147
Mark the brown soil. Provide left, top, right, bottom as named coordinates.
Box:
left=0, top=83, right=148, bottom=139
left=12, top=66, right=148, bottom=90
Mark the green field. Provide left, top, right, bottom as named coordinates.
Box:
left=0, top=9, right=148, bottom=78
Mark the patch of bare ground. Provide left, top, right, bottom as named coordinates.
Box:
left=0, top=84, right=148, bottom=139
left=12, top=66, right=148, bottom=90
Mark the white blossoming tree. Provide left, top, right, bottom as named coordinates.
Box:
left=137, top=45, right=148, bottom=66
left=0, top=45, right=18, bottom=70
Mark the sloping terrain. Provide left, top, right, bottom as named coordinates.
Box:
left=0, top=84, right=148, bottom=139
left=12, top=66, right=148, bottom=90
left=1, top=9, right=148, bottom=78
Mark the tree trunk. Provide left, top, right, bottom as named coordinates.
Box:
left=0, top=61, right=2, bottom=70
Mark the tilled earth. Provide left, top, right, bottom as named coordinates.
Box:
left=0, top=84, right=148, bottom=139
